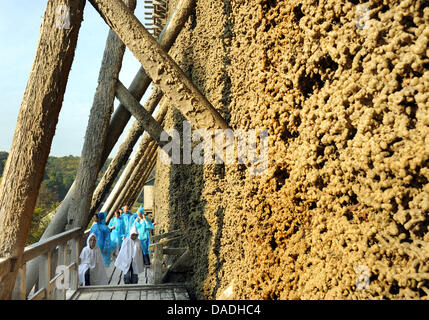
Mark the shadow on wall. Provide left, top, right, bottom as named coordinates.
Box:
left=166, top=161, right=226, bottom=300
left=167, top=144, right=208, bottom=299
left=164, top=0, right=233, bottom=299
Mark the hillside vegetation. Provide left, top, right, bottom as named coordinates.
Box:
left=0, top=152, right=114, bottom=244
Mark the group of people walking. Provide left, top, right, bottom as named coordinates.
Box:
left=78, top=205, right=156, bottom=286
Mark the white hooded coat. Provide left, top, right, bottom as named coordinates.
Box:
left=114, top=225, right=144, bottom=275
left=78, top=233, right=108, bottom=286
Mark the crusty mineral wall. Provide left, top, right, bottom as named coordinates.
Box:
left=153, top=0, right=429, bottom=299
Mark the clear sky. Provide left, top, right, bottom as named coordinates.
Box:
left=0, top=1, right=153, bottom=158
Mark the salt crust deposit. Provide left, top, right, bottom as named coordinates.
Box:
left=154, top=0, right=429, bottom=299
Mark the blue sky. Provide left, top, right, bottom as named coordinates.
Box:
left=0, top=1, right=153, bottom=158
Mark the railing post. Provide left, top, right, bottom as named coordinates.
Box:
left=70, top=238, right=79, bottom=291
left=20, top=264, right=27, bottom=300
left=12, top=264, right=27, bottom=300
left=50, top=247, right=58, bottom=299
left=63, top=242, right=69, bottom=299
left=153, top=243, right=163, bottom=284
left=39, top=251, right=51, bottom=300
left=56, top=245, right=65, bottom=300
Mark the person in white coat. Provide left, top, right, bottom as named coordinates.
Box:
left=114, top=225, right=144, bottom=284
left=78, top=233, right=108, bottom=286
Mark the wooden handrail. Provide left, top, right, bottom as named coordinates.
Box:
left=0, top=227, right=82, bottom=280
left=0, top=227, right=83, bottom=300
left=22, top=227, right=83, bottom=264
left=162, top=247, right=187, bottom=255
left=150, top=229, right=188, bottom=284
left=151, top=229, right=182, bottom=243
left=148, top=235, right=181, bottom=251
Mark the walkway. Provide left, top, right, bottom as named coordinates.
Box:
left=69, top=260, right=189, bottom=300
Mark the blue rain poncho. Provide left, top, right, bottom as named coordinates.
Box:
left=121, top=209, right=137, bottom=238
left=109, top=215, right=125, bottom=250
left=132, top=206, right=154, bottom=255
left=90, top=212, right=114, bottom=267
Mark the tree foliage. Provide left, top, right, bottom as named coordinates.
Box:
left=0, top=152, right=113, bottom=245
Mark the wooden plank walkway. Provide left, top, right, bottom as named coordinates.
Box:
left=105, top=262, right=155, bottom=286
left=70, top=259, right=189, bottom=300
left=71, top=283, right=189, bottom=300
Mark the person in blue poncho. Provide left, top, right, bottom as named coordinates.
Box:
left=90, top=212, right=113, bottom=267
left=132, top=205, right=155, bottom=265
left=109, top=209, right=125, bottom=256
left=121, top=205, right=137, bottom=240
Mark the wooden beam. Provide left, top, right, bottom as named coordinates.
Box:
left=0, top=0, right=86, bottom=300
left=66, top=0, right=137, bottom=234
left=22, top=228, right=82, bottom=264
left=100, top=0, right=197, bottom=166
left=162, top=248, right=187, bottom=255
left=128, top=147, right=158, bottom=207
left=107, top=139, right=157, bottom=220
left=88, top=0, right=229, bottom=131
left=148, top=236, right=181, bottom=251
left=151, top=229, right=183, bottom=243
left=122, top=141, right=158, bottom=207
left=152, top=243, right=164, bottom=284
left=0, top=258, right=12, bottom=280
left=89, top=87, right=163, bottom=224
left=106, top=101, right=169, bottom=221
left=19, top=264, right=27, bottom=300
left=115, top=81, right=168, bottom=148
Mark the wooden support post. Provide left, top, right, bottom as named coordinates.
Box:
left=71, top=239, right=79, bottom=291
left=126, top=141, right=158, bottom=203
left=88, top=86, right=163, bottom=223
left=66, top=0, right=137, bottom=233
left=100, top=0, right=197, bottom=166
left=19, top=264, right=26, bottom=300
left=26, top=4, right=196, bottom=291
left=89, top=0, right=229, bottom=131
left=115, top=81, right=168, bottom=148
left=129, top=150, right=158, bottom=207
left=122, top=141, right=158, bottom=207
left=56, top=245, right=63, bottom=300
left=107, top=139, right=157, bottom=219
left=39, top=251, right=51, bottom=300
left=153, top=243, right=164, bottom=284
left=56, top=244, right=68, bottom=300
left=63, top=242, right=69, bottom=299
left=12, top=264, right=27, bottom=300
left=119, top=141, right=158, bottom=208
left=0, top=0, right=86, bottom=299
left=106, top=101, right=168, bottom=221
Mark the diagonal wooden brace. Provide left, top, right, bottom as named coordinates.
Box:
left=102, top=0, right=197, bottom=164
left=89, top=0, right=230, bottom=131
left=115, top=80, right=168, bottom=148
